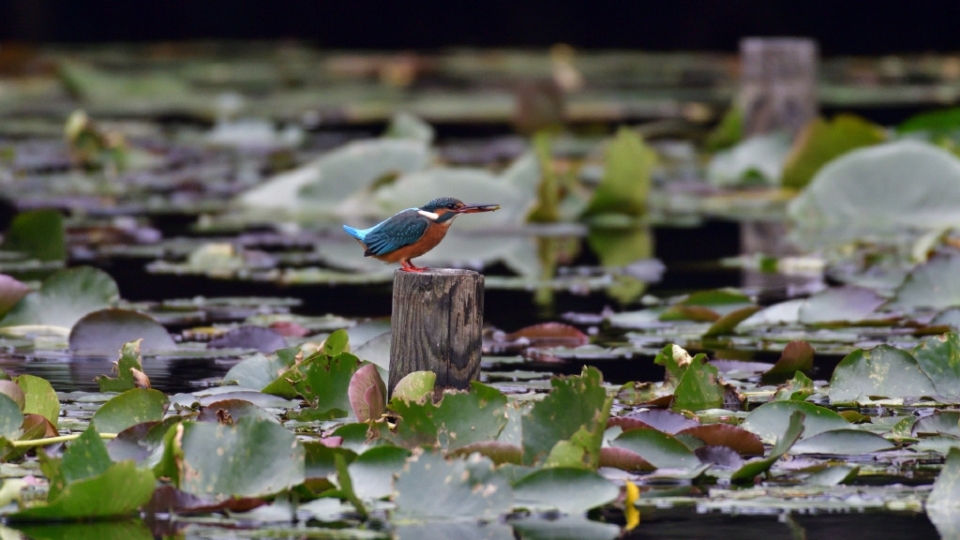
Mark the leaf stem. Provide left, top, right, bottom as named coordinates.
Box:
left=9, top=432, right=118, bottom=448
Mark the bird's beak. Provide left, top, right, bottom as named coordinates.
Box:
left=456, top=203, right=500, bottom=214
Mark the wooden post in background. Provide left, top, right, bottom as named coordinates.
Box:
left=738, top=38, right=818, bottom=289
left=389, top=269, right=484, bottom=396
left=739, top=37, right=818, bottom=137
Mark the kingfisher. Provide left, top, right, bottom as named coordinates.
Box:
left=343, top=197, right=500, bottom=272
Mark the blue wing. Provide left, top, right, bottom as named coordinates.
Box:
left=344, top=209, right=429, bottom=257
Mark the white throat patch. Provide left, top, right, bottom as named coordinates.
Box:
left=417, top=210, right=440, bottom=220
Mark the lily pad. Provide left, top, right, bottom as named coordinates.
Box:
left=760, top=341, right=815, bottom=385
left=781, top=114, right=886, bottom=190
left=582, top=127, right=656, bottom=218
left=707, top=132, right=791, bottom=186
left=0, top=274, right=30, bottom=319
left=221, top=347, right=299, bottom=390
left=16, top=374, right=59, bottom=426
left=9, top=461, right=155, bottom=521
left=348, top=363, right=387, bottom=422
left=95, top=340, right=149, bottom=393
left=829, top=345, right=937, bottom=404
left=790, top=429, right=894, bottom=455
left=0, top=209, right=66, bottom=263
left=672, top=355, right=724, bottom=412
left=886, top=254, right=960, bottom=312
left=0, top=393, right=23, bottom=439
left=69, top=309, right=175, bottom=355
left=207, top=326, right=287, bottom=354
left=389, top=381, right=508, bottom=451
left=91, top=389, right=169, bottom=433
left=788, top=140, right=960, bottom=246
left=391, top=371, right=436, bottom=403
left=348, top=446, right=411, bottom=500
left=926, top=447, right=960, bottom=511
left=394, top=450, right=512, bottom=521
left=168, top=417, right=305, bottom=497
left=742, top=401, right=849, bottom=444
left=0, top=267, right=119, bottom=328
left=797, top=286, right=886, bottom=325
left=512, top=468, right=618, bottom=514
left=610, top=428, right=699, bottom=470
left=730, top=411, right=805, bottom=483
left=677, top=424, right=764, bottom=456
left=912, top=333, right=960, bottom=399
left=521, top=367, right=609, bottom=468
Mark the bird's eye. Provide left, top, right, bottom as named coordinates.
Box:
left=448, top=203, right=459, bottom=209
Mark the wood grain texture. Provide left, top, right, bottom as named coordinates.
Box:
left=739, top=37, right=818, bottom=137
left=388, top=268, right=484, bottom=396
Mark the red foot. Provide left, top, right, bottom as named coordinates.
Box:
left=400, top=260, right=428, bottom=273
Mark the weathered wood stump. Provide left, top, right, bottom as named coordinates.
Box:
left=388, top=268, right=484, bottom=396
left=739, top=37, right=819, bottom=137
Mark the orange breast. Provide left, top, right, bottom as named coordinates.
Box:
left=375, top=222, right=450, bottom=263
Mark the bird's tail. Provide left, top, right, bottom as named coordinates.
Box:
left=342, top=224, right=364, bottom=241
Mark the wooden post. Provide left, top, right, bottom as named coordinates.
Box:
left=388, top=269, right=484, bottom=396
left=737, top=38, right=817, bottom=259
left=738, top=37, right=818, bottom=137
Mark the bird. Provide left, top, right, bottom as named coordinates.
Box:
left=343, top=197, right=500, bottom=272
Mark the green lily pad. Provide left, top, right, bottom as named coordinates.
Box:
left=886, top=254, right=960, bottom=312
left=805, top=465, right=859, bottom=486
left=69, top=309, right=175, bottom=355
left=95, top=340, right=148, bottom=393
left=707, top=132, right=791, bottom=186
left=0, top=209, right=66, bottom=263
left=898, top=107, right=960, bottom=135
left=391, top=371, right=436, bottom=403
left=672, top=355, right=724, bottom=412
left=512, top=468, right=618, bottom=514
left=521, top=367, right=610, bottom=468
left=773, top=372, right=815, bottom=401
left=781, top=114, right=886, bottom=190
left=236, top=138, right=430, bottom=219
left=10, top=520, right=154, bottom=540
left=389, top=381, right=508, bottom=451
left=0, top=267, right=119, bottom=328
left=294, top=351, right=362, bottom=415
left=16, top=374, right=59, bottom=426
left=197, top=399, right=279, bottom=425
left=9, top=461, right=155, bottom=521
left=49, top=425, right=113, bottom=500
left=582, top=127, right=656, bottom=218
left=348, top=446, right=411, bottom=500
left=91, top=389, right=169, bottom=433
left=0, top=393, right=23, bottom=439
left=913, top=411, right=960, bottom=438
left=610, top=428, right=699, bottom=470
left=788, top=140, right=960, bottom=247
left=928, top=447, right=960, bottom=509
left=512, top=516, right=620, bottom=540
left=394, top=450, right=512, bottom=521
left=913, top=333, right=960, bottom=399
left=0, top=380, right=25, bottom=409
left=170, top=417, right=305, bottom=497
left=829, top=345, right=937, bottom=404
left=731, top=411, right=805, bottom=483
left=742, top=401, right=849, bottom=444
left=703, top=305, right=761, bottom=337
left=790, top=429, right=894, bottom=455
left=221, top=347, right=299, bottom=390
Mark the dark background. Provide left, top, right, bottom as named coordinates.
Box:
left=3, top=0, right=960, bottom=55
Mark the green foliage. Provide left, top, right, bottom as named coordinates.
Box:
left=391, top=371, right=436, bottom=403
left=521, top=367, right=610, bottom=468
left=527, top=132, right=561, bottom=223
left=781, top=114, right=886, bottom=189
left=582, top=127, right=656, bottom=219
left=704, top=106, right=743, bottom=151
left=163, top=417, right=305, bottom=497
left=829, top=345, right=937, bottom=404
left=512, top=468, right=619, bottom=513
left=730, top=411, right=804, bottom=483
left=388, top=381, right=508, bottom=451
left=0, top=393, right=23, bottom=439
left=610, top=428, right=698, bottom=470
left=671, top=355, right=724, bottom=412
left=91, top=389, right=168, bottom=433
left=16, top=374, right=60, bottom=426
left=96, top=340, right=146, bottom=393
left=12, top=425, right=154, bottom=521
left=394, top=449, right=512, bottom=521
left=0, top=209, right=66, bottom=263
